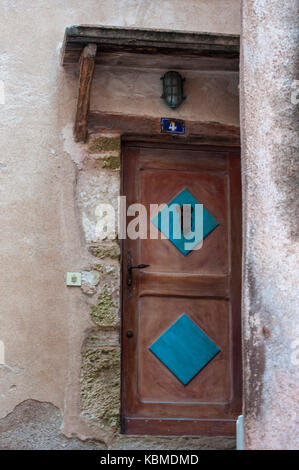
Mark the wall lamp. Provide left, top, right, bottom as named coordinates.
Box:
left=161, top=71, right=186, bottom=109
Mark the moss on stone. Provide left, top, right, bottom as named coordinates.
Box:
left=103, top=156, right=120, bottom=170
left=88, top=136, right=120, bottom=154
left=94, top=264, right=104, bottom=274
left=94, top=263, right=119, bottom=280
left=90, top=284, right=118, bottom=327
left=81, top=347, right=120, bottom=429
left=89, top=244, right=120, bottom=261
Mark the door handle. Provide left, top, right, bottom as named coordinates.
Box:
left=129, top=264, right=150, bottom=271
left=127, top=263, right=150, bottom=287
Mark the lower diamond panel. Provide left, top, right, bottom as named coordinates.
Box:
left=149, top=314, right=220, bottom=385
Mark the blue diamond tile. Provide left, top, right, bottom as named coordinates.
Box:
left=151, top=188, right=219, bottom=255
left=149, top=314, right=220, bottom=385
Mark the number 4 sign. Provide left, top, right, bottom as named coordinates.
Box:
left=161, top=118, right=185, bottom=134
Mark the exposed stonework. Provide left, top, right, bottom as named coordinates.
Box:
left=88, top=136, right=121, bottom=154
left=90, top=284, right=119, bottom=328
left=95, top=262, right=119, bottom=280
left=89, top=242, right=120, bottom=261
left=81, top=347, right=121, bottom=431
left=81, top=270, right=101, bottom=295
left=77, top=166, right=120, bottom=244
left=85, top=330, right=120, bottom=348
left=103, top=156, right=121, bottom=170
left=78, top=126, right=122, bottom=433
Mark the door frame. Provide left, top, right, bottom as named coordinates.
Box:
left=120, top=136, right=242, bottom=435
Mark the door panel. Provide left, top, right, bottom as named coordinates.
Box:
left=140, top=168, right=228, bottom=274
left=138, top=296, right=230, bottom=404
left=121, top=142, right=242, bottom=436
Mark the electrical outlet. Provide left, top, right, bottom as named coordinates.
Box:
left=66, top=272, right=82, bottom=286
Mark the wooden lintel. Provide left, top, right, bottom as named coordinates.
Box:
left=61, top=26, right=239, bottom=71
left=88, top=111, right=240, bottom=147
left=74, top=43, right=97, bottom=142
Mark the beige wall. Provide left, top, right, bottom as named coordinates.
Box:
left=90, top=67, right=239, bottom=124
left=0, top=0, right=240, bottom=449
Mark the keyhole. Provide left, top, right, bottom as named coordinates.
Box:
left=176, top=205, right=193, bottom=236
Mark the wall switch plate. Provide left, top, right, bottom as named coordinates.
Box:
left=66, top=272, right=82, bottom=286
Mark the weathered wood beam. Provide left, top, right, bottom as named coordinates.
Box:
left=88, top=111, right=240, bottom=147
left=61, top=26, right=239, bottom=70
left=74, top=43, right=97, bottom=142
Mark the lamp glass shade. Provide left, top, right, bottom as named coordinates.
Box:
left=161, top=71, right=185, bottom=109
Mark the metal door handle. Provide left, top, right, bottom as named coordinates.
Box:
left=127, top=263, right=150, bottom=287
left=129, top=264, right=150, bottom=272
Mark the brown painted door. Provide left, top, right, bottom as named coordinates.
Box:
left=121, top=141, right=241, bottom=436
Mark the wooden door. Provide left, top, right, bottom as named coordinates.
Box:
left=121, top=141, right=241, bottom=436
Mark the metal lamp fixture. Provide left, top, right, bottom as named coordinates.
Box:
left=160, top=71, right=186, bottom=109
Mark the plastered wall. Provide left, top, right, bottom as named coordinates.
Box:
left=0, top=0, right=240, bottom=449
left=240, top=0, right=299, bottom=450
left=90, top=68, right=239, bottom=125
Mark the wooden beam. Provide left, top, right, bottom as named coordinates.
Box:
left=74, top=43, right=97, bottom=142
left=88, top=111, right=240, bottom=147
left=65, top=25, right=240, bottom=51
left=61, top=26, right=239, bottom=71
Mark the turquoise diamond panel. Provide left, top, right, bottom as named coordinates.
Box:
left=151, top=188, right=219, bottom=255
left=149, top=314, right=220, bottom=385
